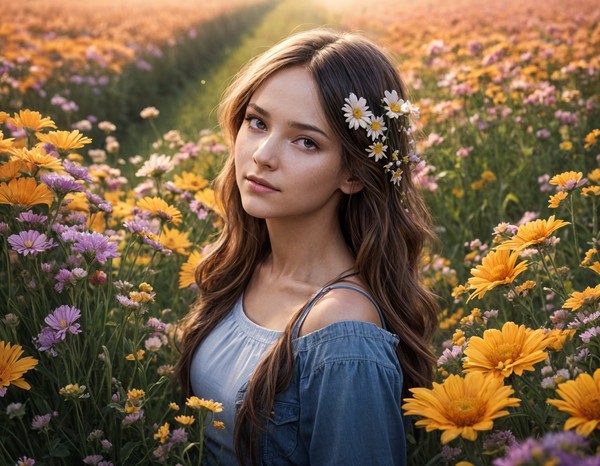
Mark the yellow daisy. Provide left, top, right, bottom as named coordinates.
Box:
left=587, top=168, right=600, bottom=183
left=160, top=226, right=192, bottom=255
left=179, top=250, right=203, bottom=289
left=547, top=368, right=600, bottom=436
left=7, top=109, right=56, bottom=132
left=174, top=415, right=195, bottom=426
left=495, top=215, right=570, bottom=252
left=0, top=341, right=39, bottom=392
left=544, top=329, right=575, bottom=351
left=10, top=147, right=65, bottom=173
left=0, top=177, right=54, bottom=207
left=462, top=322, right=549, bottom=379
left=186, top=396, right=223, bottom=413
left=563, top=284, right=600, bottom=311
left=467, top=250, right=528, bottom=301
left=35, top=130, right=92, bottom=151
left=137, top=196, right=182, bottom=226
left=154, top=422, right=170, bottom=443
left=582, top=186, right=600, bottom=197
left=583, top=129, right=600, bottom=149
left=0, top=131, right=15, bottom=153
left=0, top=160, right=28, bottom=180
left=548, top=191, right=568, bottom=209
left=402, top=371, right=520, bottom=444
left=173, top=171, right=209, bottom=192
left=549, top=171, right=585, bottom=191
left=195, top=187, right=223, bottom=217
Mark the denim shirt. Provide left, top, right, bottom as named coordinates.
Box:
left=236, top=287, right=406, bottom=465
left=193, top=285, right=406, bottom=466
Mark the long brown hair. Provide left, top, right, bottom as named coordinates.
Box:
left=176, top=28, right=439, bottom=465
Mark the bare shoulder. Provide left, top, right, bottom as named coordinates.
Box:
left=299, top=286, right=382, bottom=337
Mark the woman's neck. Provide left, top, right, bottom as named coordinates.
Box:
left=263, top=216, right=355, bottom=287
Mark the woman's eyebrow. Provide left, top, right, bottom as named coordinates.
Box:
left=247, top=102, right=330, bottom=139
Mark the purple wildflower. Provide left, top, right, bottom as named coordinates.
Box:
left=63, top=160, right=92, bottom=182
left=146, top=317, right=168, bottom=333
left=86, top=192, right=112, bottom=213
left=31, top=412, right=56, bottom=430
left=16, top=457, right=36, bottom=466
left=0, top=387, right=6, bottom=397
left=7, top=230, right=56, bottom=256
left=169, top=427, right=188, bottom=444
left=100, top=439, right=112, bottom=451
left=40, top=173, right=84, bottom=195
left=33, top=327, right=61, bottom=355
left=580, top=326, right=600, bottom=343
left=494, top=431, right=598, bottom=466
left=83, top=455, right=104, bottom=465
left=17, top=211, right=48, bottom=225
left=116, top=294, right=140, bottom=310
left=44, top=305, right=82, bottom=338
left=54, top=268, right=88, bottom=293
left=71, top=232, right=119, bottom=264
left=122, top=409, right=144, bottom=426
left=437, top=345, right=463, bottom=366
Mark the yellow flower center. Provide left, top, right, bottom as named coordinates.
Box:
left=581, top=395, right=600, bottom=419
left=353, top=109, right=363, bottom=119
left=59, top=319, right=67, bottom=329
left=488, top=263, right=511, bottom=281
left=447, top=397, right=486, bottom=426
left=371, top=121, right=381, bottom=131
left=390, top=103, right=401, bottom=113
left=25, top=240, right=33, bottom=248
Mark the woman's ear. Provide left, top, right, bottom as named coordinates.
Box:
left=340, top=174, right=364, bottom=195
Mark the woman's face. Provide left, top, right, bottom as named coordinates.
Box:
left=234, top=66, right=352, bottom=223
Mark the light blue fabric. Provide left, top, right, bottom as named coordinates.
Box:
left=190, top=286, right=406, bottom=466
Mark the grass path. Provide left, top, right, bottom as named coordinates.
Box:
left=122, top=0, right=338, bottom=156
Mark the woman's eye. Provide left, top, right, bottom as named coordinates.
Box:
left=245, top=116, right=266, bottom=130
left=299, top=138, right=318, bottom=150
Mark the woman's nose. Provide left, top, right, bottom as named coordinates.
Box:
left=251, top=134, right=279, bottom=169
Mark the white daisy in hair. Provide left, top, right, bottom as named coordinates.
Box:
left=366, top=141, right=388, bottom=162
left=382, top=90, right=406, bottom=119
left=366, top=115, right=387, bottom=140
left=342, top=93, right=373, bottom=129
left=401, top=100, right=420, bottom=119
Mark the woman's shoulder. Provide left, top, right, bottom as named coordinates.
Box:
left=297, top=283, right=383, bottom=337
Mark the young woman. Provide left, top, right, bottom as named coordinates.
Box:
left=176, top=28, right=438, bottom=465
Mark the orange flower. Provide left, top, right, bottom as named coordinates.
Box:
left=7, top=109, right=56, bottom=132
left=548, top=191, right=568, bottom=209
left=563, top=284, right=600, bottom=311
left=137, top=196, right=182, bottom=225
left=495, top=216, right=570, bottom=252
left=179, top=250, right=202, bottom=289
left=0, top=177, right=54, bottom=207
left=36, top=130, right=92, bottom=151
left=402, top=371, right=520, bottom=444
left=0, top=341, right=39, bottom=392
left=467, top=250, right=528, bottom=301
left=463, top=322, right=549, bottom=379
left=547, top=368, right=600, bottom=436
left=10, top=147, right=65, bottom=173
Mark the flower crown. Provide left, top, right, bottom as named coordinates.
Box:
left=342, top=90, right=420, bottom=185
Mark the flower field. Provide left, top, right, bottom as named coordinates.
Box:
left=1, top=0, right=272, bottom=132
left=325, top=0, right=600, bottom=463
left=1, top=0, right=600, bottom=464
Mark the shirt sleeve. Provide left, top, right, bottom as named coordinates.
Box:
left=298, top=356, right=407, bottom=465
